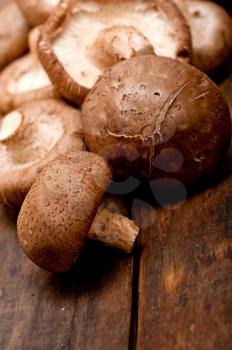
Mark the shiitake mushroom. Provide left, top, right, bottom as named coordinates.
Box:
left=81, top=55, right=231, bottom=188
left=17, top=151, right=140, bottom=273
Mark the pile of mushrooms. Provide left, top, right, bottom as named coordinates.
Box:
left=0, top=0, right=231, bottom=273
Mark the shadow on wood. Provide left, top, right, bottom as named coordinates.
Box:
left=0, top=209, right=133, bottom=350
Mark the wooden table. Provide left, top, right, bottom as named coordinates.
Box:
left=1, top=67, right=232, bottom=350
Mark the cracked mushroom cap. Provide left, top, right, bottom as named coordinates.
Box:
left=0, top=2, right=30, bottom=71
left=17, top=152, right=112, bottom=273
left=188, top=0, right=232, bottom=74
left=81, top=55, right=231, bottom=188
left=38, top=0, right=192, bottom=105
left=0, top=99, right=86, bottom=207
left=16, top=0, right=60, bottom=26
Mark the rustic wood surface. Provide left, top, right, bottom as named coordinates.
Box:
left=0, top=208, right=133, bottom=350
left=1, top=9, right=232, bottom=349
left=137, top=172, right=232, bottom=350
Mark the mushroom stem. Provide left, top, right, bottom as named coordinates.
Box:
left=89, top=196, right=139, bottom=253
left=0, top=111, right=23, bottom=142
left=91, top=25, right=154, bottom=69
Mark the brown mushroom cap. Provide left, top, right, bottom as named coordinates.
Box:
left=16, top=0, right=60, bottom=26
left=0, top=0, right=13, bottom=8
left=0, top=99, right=85, bottom=207
left=173, top=0, right=188, bottom=16
left=188, top=0, right=232, bottom=74
left=0, top=2, right=30, bottom=71
left=38, top=0, right=192, bottom=105
left=17, top=152, right=112, bottom=273
left=81, top=55, right=231, bottom=188
left=0, top=53, right=57, bottom=113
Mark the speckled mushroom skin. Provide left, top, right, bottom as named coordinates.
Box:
left=17, top=152, right=112, bottom=273
left=81, top=55, right=231, bottom=188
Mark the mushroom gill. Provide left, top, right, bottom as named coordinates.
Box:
left=38, top=0, right=192, bottom=104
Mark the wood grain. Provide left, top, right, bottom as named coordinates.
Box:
left=0, top=208, right=133, bottom=350
left=137, top=175, right=232, bottom=350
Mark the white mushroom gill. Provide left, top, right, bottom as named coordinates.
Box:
left=46, top=0, right=59, bottom=6
left=0, top=112, right=63, bottom=170
left=53, top=0, right=178, bottom=89
left=0, top=111, right=22, bottom=141
left=8, top=60, right=51, bottom=94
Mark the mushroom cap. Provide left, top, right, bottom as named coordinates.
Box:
left=189, top=0, right=232, bottom=74
left=173, top=0, right=188, bottom=16
left=38, top=0, right=192, bottom=105
left=0, top=54, right=57, bottom=113
left=0, top=0, right=13, bottom=8
left=16, top=0, right=60, bottom=26
left=17, top=152, right=112, bottom=273
left=81, top=55, right=231, bottom=188
left=0, top=99, right=86, bottom=207
left=0, top=2, right=30, bottom=71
